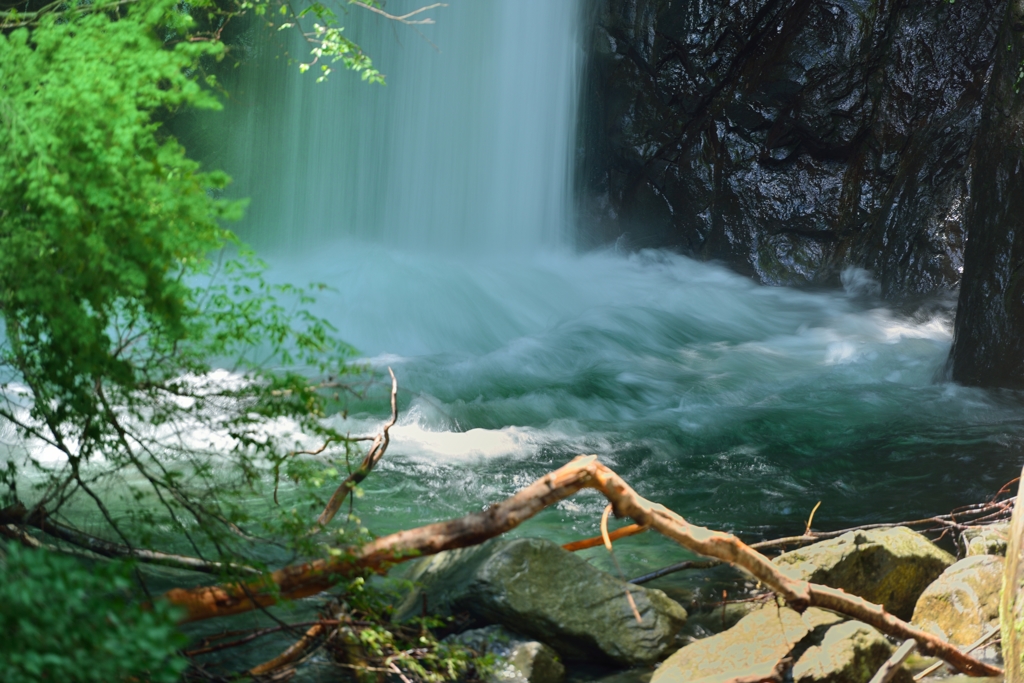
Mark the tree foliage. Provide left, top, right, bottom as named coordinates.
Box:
left=0, top=542, right=187, bottom=683
left=0, top=0, right=462, bottom=679
left=0, top=0, right=355, bottom=556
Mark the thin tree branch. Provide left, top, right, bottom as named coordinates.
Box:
left=351, top=1, right=445, bottom=25
left=868, top=639, right=916, bottom=683
left=2, top=503, right=259, bottom=575
left=315, top=367, right=397, bottom=528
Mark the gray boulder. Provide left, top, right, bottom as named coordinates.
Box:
left=396, top=537, right=688, bottom=666
left=772, top=527, right=955, bottom=619
left=962, top=524, right=1009, bottom=557
left=911, top=554, right=1003, bottom=647
left=450, top=626, right=564, bottom=683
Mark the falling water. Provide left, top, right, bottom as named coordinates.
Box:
left=220, top=0, right=580, bottom=252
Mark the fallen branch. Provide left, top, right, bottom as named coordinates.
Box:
left=608, top=496, right=1016, bottom=585
left=159, top=456, right=1001, bottom=677
left=315, top=367, right=398, bottom=528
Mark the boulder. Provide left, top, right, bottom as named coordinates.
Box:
left=395, top=537, right=688, bottom=666
left=650, top=606, right=841, bottom=683
left=450, top=626, right=564, bottom=683
left=962, top=524, right=1009, bottom=557
left=652, top=607, right=910, bottom=683
left=772, top=527, right=955, bottom=619
left=792, top=621, right=912, bottom=683
left=911, top=554, right=1003, bottom=647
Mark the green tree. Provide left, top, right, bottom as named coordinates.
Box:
left=0, top=543, right=188, bottom=683
left=0, top=0, right=465, bottom=680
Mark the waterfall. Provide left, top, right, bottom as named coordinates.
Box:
left=222, top=0, right=582, bottom=254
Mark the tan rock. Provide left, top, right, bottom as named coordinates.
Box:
left=773, top=527, right=954, bottom=619
left=650, top=606, right=842, bottom=683
left=911, top=554, right=1002, bottom=646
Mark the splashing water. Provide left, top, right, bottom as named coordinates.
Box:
left=268, top=245, right=1024, bottom=563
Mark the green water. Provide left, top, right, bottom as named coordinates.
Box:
left=261, top=243, right=1024, bottom=586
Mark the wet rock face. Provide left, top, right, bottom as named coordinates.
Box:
left=948, top=0, right=1024, bottom=388
left=577, top=0, right=1005, bottom=298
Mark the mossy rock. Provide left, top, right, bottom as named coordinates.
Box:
left=793, top=621, right=912, bottom=683
left=396, top=538, right=688, bottom=666
left=911, top=554, right=1002, bottom=647
left=773, top=527, right=954, bottom=619
left=962, top=524, right=1009, bottom=557
left=450, top=626, right=565, bottom=683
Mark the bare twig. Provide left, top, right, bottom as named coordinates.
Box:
left=185, top=620, right=339, bottom=657
left=563, top=522, right=648, bottom=551
left=249, top=622, right=334, bottom=676
left=315, top=368, right=398, bottom=528
left=804, top=501, right=822, bottom=535
left=6, top=505, right=259, bottom=576
left=868, top=639, right=916, bottom=683
left=601, top=503, right=642, bottom=624
left=351, top=1, right=446, bottom=25
left=629, top=560, right=719, bottom=584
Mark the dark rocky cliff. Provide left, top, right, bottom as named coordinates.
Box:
left=949, top=0, right=1024, bottom=388
left=576, top=0, right=1005, bottom=299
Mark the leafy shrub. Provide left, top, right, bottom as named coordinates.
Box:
left=0, top=543, right=186, bottom=683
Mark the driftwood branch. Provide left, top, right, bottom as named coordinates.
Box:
left=1003, top=462, right=1024, bottom=682
left=316, top=367, right=398, bottom=528
left=565, top=493, right=1014, bottom=585
left=159, top=456, right=1001, bottom=677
